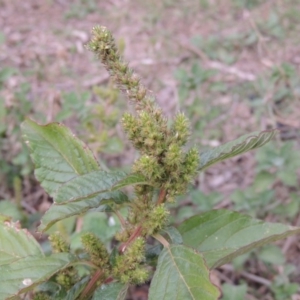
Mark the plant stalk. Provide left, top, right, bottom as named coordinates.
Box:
left=79, top=270, right=103, bottom=300
left=157, top=189, right=167, bottom=205
left=119, top=225, right=142, bottom=253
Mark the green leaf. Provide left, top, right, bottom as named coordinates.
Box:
left=0, top=219, right=74, bottom=299
left=0, top=220, right=42, bottom=265
left=198, top=130, right=278, bottom=171
left=65, top=276, right=90, bottom=300
left=145, top=244, right=163, bottom=266
left=21, top=119, right=99, bottom=197
left=0, top=253, right=74, bottom=300
left=148, top=245, right=220, bottom=300
left=54, top=170, right=127, bottom=204
left=111, top=173, right=149, bottom=191
left=93, top=282, right=128, bottom=300
left=162, top=226, right=183, bottom=244
left=39, top=169, right=130, bottom=232
left=178, top=209, right=300, bottom=269
left=39, top=190, right=128, bottom=232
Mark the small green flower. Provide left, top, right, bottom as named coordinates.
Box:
left=55, top=265, right=78, bottom=290
left=183, top=147, right=199, bottom=178
left=49, top=232, right=69, bottom=253
left=164, top=143, right=183, bottom=168
left=113, top=238, right=148, bottom=284
left=133, top=155, right=164, bottom=183
left=143, top=204, right=169, bottom=235
left=89, top=26, right=201, bottom=249
left=33, top=293, right=50, bottom=300
left=171, top=112, right=190, bottom=146
left=81, top=233, right=109, bottom=268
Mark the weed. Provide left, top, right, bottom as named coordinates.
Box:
left=1, top=26, right=298, bottom=300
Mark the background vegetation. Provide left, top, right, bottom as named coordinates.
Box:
left=0, top=0, right=299, bottom=299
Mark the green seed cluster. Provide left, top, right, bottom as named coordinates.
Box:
left=87, top=27, right=200, bottom=287
left=49, top=232, right=69, bottom=253
left=130, top=112, right=199, bottom=199
left=55, top=268, right=77, bottom=290
left=127, top=202, right=169, bottom=236
left=88, top=26, right=152, bottom=112
left=143, top=204, right=170, bottom=235
left=49, top=232, right=77, bottom=289
left=81, top=233, right=110, bottom=269
left=113, top=238, right=148, bottom=284
left=88, top=26, right=199, bottom=201
left=33, top=293, right=50, bottom=300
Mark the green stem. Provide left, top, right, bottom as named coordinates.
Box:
left=153, top=233, right=169, bottom=248
left=114, top=210, right=126, bottom=228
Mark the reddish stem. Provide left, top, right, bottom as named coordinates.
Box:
left=156, top=189, right=167, bottom=205
left=79, top=270, right=102, bottom=300
left=104, top=276, right=114, bottom=284
left=118, top=225, right=143, bottom=253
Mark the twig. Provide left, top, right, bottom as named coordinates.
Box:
left=274, top=115, right=300, bottom=129
left=220, top=264, right=271, bottom=287
left=240, top=270, right=271, bottom=287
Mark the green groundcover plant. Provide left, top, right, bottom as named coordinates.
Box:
left=0, top=26, right=298, bottom=300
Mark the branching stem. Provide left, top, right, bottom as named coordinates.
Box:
left=79, top=270, right=103, bottom=300
left=119, top=225, right=142, bottom=253
left=114, top=210, right=126, bottom=228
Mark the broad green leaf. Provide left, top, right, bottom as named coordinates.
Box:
left=0, top=200, right=23, bottom=222
left=54, top=170, right=127, bottom=204
left=39, top=190, right=128, bottom=232
left=0, top=218, right=74, bottom=299
left=145, top=244, right=163, bottom=266
left=93, top=282, right=128, bottom=300
left=111, top=173, right=149, bottom=191
left=35, top=281, right=63, bottom=296
left=65, top=276, right=90, bottom=300
left=148, top=245, right=220, bottom=300
left=162, top=226, right=183, bottom=244
left=0, top=253, right=74, bottom=300
left=21, top=119, right=99, bottom=197
left=198, top=130, right=278, bottom=171
left=0, top=220, right=42, bottom=265
left=45, top=216, right=77, bottom=235
left=178, top=210, right=300, bottom=269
